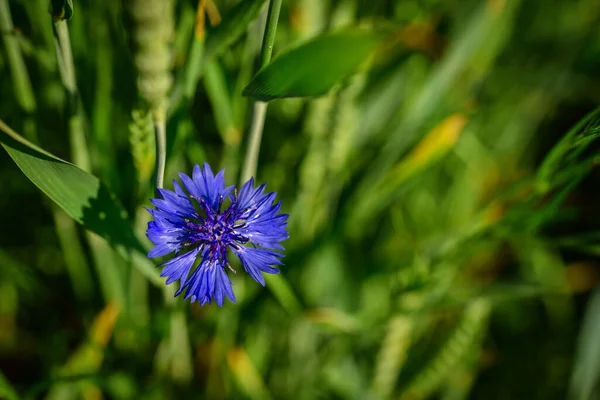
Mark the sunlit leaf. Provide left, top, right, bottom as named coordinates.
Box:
left=227, top=347, right=273, bottom=400
left=0, top=369, right=19, bottom=400
left=537, top=107, right=600, bottom=192
left=351, top=113, right=468, bottom=229
left=243, top=30, right=382, bottom=101
left=569, top=286, right=600, bottom=400
left=305, top=308, right=360, bottom=333
left=372, top=316, right=413, bottom=399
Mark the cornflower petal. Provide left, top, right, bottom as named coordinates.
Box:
left=233, top=247, right=282, bottom=286
left=214, top=265, right=236, bottom=306
left=159, top=247, right=202, bottom=287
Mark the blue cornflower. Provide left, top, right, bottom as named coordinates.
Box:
left=146, top=163, right=289, bottom=306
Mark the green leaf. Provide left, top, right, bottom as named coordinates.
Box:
left=537, top=107, right=600, bottom=191
left=0, top=368, right=20, bottom=400
left=0, top=119, right=161, bottom=286
left=569, top=286, right=600, bottom=400
left=243, top=30, right=381, bottom=101
left=205, top=0, right=268, bottom=60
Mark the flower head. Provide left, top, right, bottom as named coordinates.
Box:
left=146, top=163, right=289, bottom=306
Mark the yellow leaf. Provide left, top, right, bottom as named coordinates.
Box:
left=383, top=113, right=468, bottom=190
left=227, top=347, right=272, bottom=400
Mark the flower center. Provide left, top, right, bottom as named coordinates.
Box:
left=184, top=195, right=249, bottom=264
left=208, top=219, right=231, bottom=243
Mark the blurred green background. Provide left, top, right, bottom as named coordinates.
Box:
left=1, top=0, right=600, bottom=399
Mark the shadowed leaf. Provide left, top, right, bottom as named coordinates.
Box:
left=0, top=119, right=161, bottom=286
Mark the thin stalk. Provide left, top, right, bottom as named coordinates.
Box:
left=258, top=0, right=281, bottom=68
left=53, top=20, right=77, bottom=98
left=53, top=18, right=91, bottom=172
left=153, top=111, right=167, bottom=189
left=239, top=0, right=282, bottom=185
left=0, top=0, right=36, bottom=114
left=240, top=101, right=267, bottom=183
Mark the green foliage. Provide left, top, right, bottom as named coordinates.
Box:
left=0, top=121, right=131, bottom=246
left=243, top=30, right=381, bottom=101
left=570, top=287, right=600, bottom=400
left=204, top=0, right=268, bottom=60
left=399, top=300, right=491, bottom=400
left=1, top=0, right=600, bottom=399
left=0, top=369, right=19, bottom=400
left=0, top=120, right=161, bottom=286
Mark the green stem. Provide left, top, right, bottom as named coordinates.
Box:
left=258, top=0, right=282, bottom=68
left=53, top=20, right=77, bottom=96
left=239, top=0, right=282, bottom=185
left=53, top=19, right=91, bottom=172
left=0, top=0, right=36, bottom=145
left=240, top=101, right=267, bottom=183
left=0, top=0, right=36, bottom=113
left=153, top=113, right=167, bottom=189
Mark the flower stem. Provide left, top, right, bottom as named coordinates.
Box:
left=240, top=0, right=282, bottom=185
left=153, top=110, right=167, bottom=189
left=241, top=101, right=267, bottom=184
